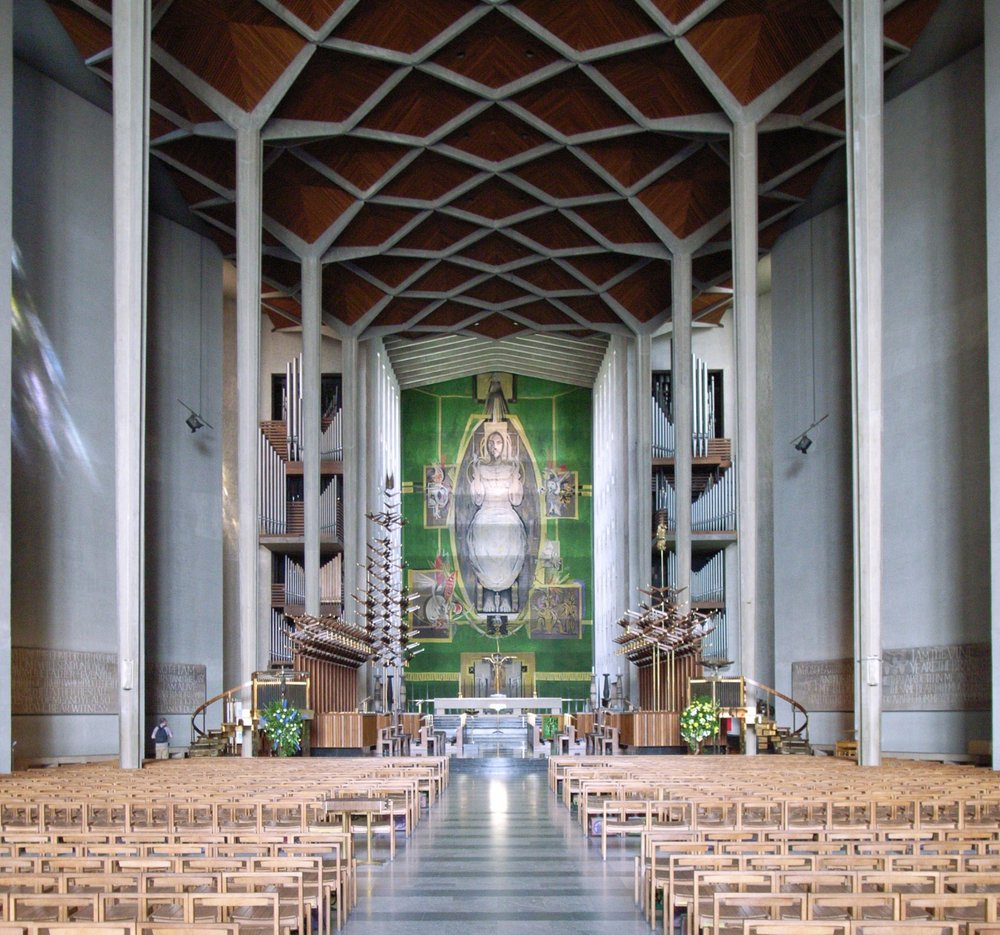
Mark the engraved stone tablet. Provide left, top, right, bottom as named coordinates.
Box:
left=791, top=643, right=989, bottom=712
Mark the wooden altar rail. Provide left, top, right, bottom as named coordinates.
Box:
left=618, top=711, right=681, bottom=747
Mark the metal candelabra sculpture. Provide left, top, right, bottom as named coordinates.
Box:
left=354, top=479, right=420, bottom=713
left=613, top=584, right=713, bottom=711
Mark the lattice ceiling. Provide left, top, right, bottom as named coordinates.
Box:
left=49, top=0, right=939, bottom=341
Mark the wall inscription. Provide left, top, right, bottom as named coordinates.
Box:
left=791, top=643, right=990, bottom=712
left=12, top=648, right=206, bottom=715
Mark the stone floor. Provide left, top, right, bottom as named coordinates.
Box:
left=343, top=759, right=652, bottom=934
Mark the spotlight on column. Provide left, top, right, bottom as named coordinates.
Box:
left=790, top=413, right=828, bottom=454
left=179, top=399, right=213, bottom=433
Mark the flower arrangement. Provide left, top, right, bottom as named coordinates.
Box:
left=260, top=698, right=302, bottom=757
left=680, top=696, right=721, bottom=753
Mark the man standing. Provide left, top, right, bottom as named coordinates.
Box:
left=151, top=718, right=172, bottom=759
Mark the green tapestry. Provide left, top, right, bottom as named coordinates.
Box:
left=401, top=373, right=593, bottom=703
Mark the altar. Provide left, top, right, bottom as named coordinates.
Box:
left=433, top=696, right=562, bottom=715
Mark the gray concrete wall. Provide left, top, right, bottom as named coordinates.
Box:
left=771, top=47, right=990, bottom=753
left=11, top=61, right=225, bottom=759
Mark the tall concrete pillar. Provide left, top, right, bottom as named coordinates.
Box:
left=845, top=0, right=883, bottom=767
left=672, top=252, right=693, bottom=610
left=985, top=0, right=1000, bottom=773
left=236, top=125, right=263, bottom=731
left=113, top=0, right=150, bottom=769
left=731, top=119, right=758, bottom=753
left=301, top=256, right=321, bottom=616
left=0, top=0, right=13, bottom=774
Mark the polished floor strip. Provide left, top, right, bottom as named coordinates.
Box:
left=344, top=764, right=651, bottom=934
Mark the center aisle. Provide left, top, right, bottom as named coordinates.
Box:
left=344, top=761, right=652, bottom=934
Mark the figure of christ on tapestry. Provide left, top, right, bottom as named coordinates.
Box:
left=453, top=417, right=540, bottom=623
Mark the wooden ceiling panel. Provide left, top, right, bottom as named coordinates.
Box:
left=513, top=261, right=587, bottom=292
left=205, top=227, right=237, bottom=257
left=47, top=1, right=110, bottom=60
left=411, top=261, right=479, bottom=293
left=607, top=260, right=671, bottom=322
left=685, top=0, right=842, bottom=106
left=509, top=300, right=575, bottom=327
left=457, top=232, right=535, bottom=267
left=273, top=49, right=399, bottom=123
left=462, top=277, right=531, bottom=305
left=594, top=44, right=720, bottom=120
left=418, top=302, right=481, bottom=328
left=564, top=252, right=640, bottom=287
left=165, top=168, right=218, bottom=206
left=333, top=0, right=480, bottom=54
left=155, top=136, right=236, bottom=190
left=301, top=138, right=410, bottom=192
left=758, top=126, right=837, bottom=185
left=360, top=71, right=480, bottom=137
left=322, top=264, right=388, bottom=325
left=512, top=0, right=660, bottom=52
left=430, top=10, right=561, bottom=88
left=378, top=152, right=480, bottom=202
left=572, top=199, right=662, bottom=245
left=351, top=256, right=428, bottom=289
left=150, top=112, right=179, bottom=142
left=646, top=0, right=708, bottom=26
left=772, top=159, right=825, bottom=199
left=263, top=154, right=356, bottom=243
left=262, top=256, right=302, bottom=290
left=274, top=0, right=351, bottom=32
left=637, top=145, right=730, bottom=238
left=759, top=194, right=790, bottom=226
left=198, top=201, right=237, bottom=230
left=153, top=0, right=307, bottom=112
left=512, top=68, right=632, bottom=137
left=333, top=204, right=420, bottom=248
left=151, top=61, right=219, bottom=124
left=394, top=214, right=481, bottom=252
left=815, top=100, right=845, bottom=131
left=443, top=105, right=551, bottom=163
left=693, top=250, right=732, bottom=285
left=369, top=297, right=432, bottom=327
left=773, top=54, right=843, bottom=117
left=448, top=177, right=543, bottom=221
left=579, top=133, right=689, bottom=188
left=467, top=313, right=527, bottom=339
left=758, top=215, right=788, bottom=250
left=885, top=0, right=941, bottom=49
left=512, top=212, right=597, bottom=251
left=511, top=151, right=614, bottom=200
left=559, top=294, right=623, bottom=325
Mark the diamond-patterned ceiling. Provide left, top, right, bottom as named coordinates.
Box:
left=49, top=0, right=940, bottom=340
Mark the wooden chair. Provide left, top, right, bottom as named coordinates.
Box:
left=741, top=924, right=848, bottom=935
left=706, top=892, right=805, bottom=935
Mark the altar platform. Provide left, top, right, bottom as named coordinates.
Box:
left=433, top=696, right=562, bottom=715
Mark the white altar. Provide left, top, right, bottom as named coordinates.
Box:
left=433, top=696, right=562, bottom=715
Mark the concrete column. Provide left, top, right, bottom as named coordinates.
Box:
left=236, top=125, right=262, bottom=730
left=985, top=0, right=1000, bottom=773
left=845, top=0, right=883, bottom=767
left=301, top=256, right=321, bottom=616
left=113, top=0, right=150, bottom=769
left=0, top=0, right=12, bottom=773
left=672, top=252, right=693, bottom=610
left=341, top=336, right=361, bottom=628
left=627, top=334, right=652, bottom=701
left=731, top=119, right=758, bottom=753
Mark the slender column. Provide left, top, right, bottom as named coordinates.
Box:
left=672, top=252, right=693, bottom=610
left=627, top=334, right=652, bottom=702
left=341, top=335, right=360, bottom=627
left=732, top=118, right=758, bottom=753
left=301, top=256, right=321, bottom=616
left=236, top=126, right=262, bottom=734
left=985, top=0, right=1000, bottom=772
left=845, top=0, right=883, bottom=767
left=113, top=0, right=150, bottom=769
left=0, top=0, right=13, bottom=773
